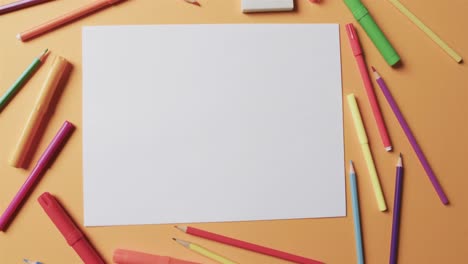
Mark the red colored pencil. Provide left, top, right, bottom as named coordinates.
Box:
left=175, top=226, right=323, bottom=264
left=346, top=23, right=392, bottom=152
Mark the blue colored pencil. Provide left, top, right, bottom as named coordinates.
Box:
left=350, top=161, right=364, bottom=264
left=23, top=259, right=43, bottom=264
left=390, top=154, right=404, bottom=264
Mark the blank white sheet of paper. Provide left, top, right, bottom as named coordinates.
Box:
left=82, top=24, right=345, bottom=226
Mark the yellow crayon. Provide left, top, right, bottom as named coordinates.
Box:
left=9, top=56, right=70, bottom=168
left=347, top=94, right=387, bottom=212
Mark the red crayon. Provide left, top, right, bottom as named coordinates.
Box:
left=38, top=192, right=105, bottom=264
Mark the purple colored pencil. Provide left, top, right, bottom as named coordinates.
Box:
left=390, top=154, right=404, bottom=264
left=0, top=121, right=74, bottom=231
left=0, top=0, right=52, bottom=15
left=371, top=67, right=448, bottom=205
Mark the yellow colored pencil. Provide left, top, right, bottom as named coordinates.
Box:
left=173, top=238, right=237, bottom=264
left=9, top=56, right=70, bottom=168
left=387, top=0, right=462, bottom=63
left=347, top=94, right=387, bottom=212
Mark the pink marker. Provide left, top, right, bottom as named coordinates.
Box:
left=0, top=121, right=75, bottom=231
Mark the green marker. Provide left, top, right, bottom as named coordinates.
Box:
left=0, top=49, right=49, bottom=111
left=343, top=0, right=401, bottom=66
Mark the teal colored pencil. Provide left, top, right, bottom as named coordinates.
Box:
left=0, top=49, right=48, bottom=111
left=350, top=161, right=364, bottom=264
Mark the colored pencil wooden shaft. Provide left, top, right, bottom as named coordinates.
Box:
left=0, top=0, right=52, bottom=15
left=347, top=94, right=387, bottom=211
left=190, top=243, right=236, bottom=264
left=179, top=226, right=323, bottom=264
left=17, top=0, right=123, bottom=41
left=390, top=156, right=403, bottom=264
left=9, top=56, right=70, bottom=168
left=0, top=49, right=48, bottom=112
left=346, top=24, right=392, bottom=151
left=387, top=0, right=462, bottom=63
left=350, top=162, right=364, bottom=264
left=373, top=68, right=448, bottom=204
left=0, top=121, right=74, bottom=231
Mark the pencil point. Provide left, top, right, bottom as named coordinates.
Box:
left=349, top=160, right=355, bottom=174
left=371, top=66, right=381, bottom=79
left=397, top=154, right=403, bottom=167
left=16, top=33, right=22, bottom=41
left=175, top=225, right=188, bottom=232
left=173, top=238, right=190, bottom=248
left=385, top=146, right=393, bottom=152
left=39, top=49, right=49, bottom=61
left=184, top=0, right=201, bottom=6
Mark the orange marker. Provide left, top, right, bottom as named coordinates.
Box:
left=9, top=56, right=70, bottom=168
left=113, top=249, right=200, bottom=264
left=17, top=0, right=125, bottom=42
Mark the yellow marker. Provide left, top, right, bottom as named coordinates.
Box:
left=387, top=0, right=462, bottom=63
left=9, top=56, right=70, bottom=168
left=173, top=238, right=237, bottom=264
left=347, top=94, right=387, bottom=212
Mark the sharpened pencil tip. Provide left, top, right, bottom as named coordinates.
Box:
left=371, top=66, right=381, bottom=79
left=349, top=160, right=355, bottom=174
left=16, top=33, right=22, bottom=41
left=175, top=225, right=187, bottom=232
left=184, top=0, right=201, bottom=6
left=173, top=238, right=190, bottom=248
left=397, top=154, right=403, bottom=167
left=39, top=48, right=49, bottom=61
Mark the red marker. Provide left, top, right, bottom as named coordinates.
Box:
left=346, top=23, right=392, bottom=152
left=38, top=192, right=105, bottom=264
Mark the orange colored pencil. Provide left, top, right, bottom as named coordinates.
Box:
left=17, top=0, right=125, bottom=42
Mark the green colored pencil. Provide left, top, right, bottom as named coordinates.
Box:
left=0, top=49, right=48, bottom=111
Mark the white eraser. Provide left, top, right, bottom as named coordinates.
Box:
left=242, top=0, right=294, bottom=13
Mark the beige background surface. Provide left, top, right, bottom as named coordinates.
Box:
left=0, top=0, right=467, bottom=263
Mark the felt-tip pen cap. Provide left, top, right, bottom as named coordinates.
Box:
left=38, top=192, right=105, bottom=264
left=345, top=23, right=363, bottom=56
left=113, top=249, right=200, bottom=264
